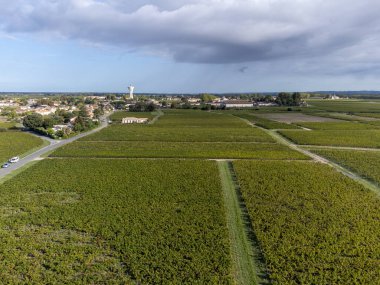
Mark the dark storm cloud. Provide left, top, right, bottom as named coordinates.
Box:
left=0, top=0, right=380, bottom=69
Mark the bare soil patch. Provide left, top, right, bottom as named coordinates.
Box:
left=256, top=113, right=341, bottom=123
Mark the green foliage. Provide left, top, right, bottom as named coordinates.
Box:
left=1, top=107, right=17, bottom=119
left=129, top=102, right=156, bottom=112
left=0, top=159, right=233, bottom=284
left=56, top=108, right=75, bottom=123
left=276, top=92, right=303, bottom=106
left=311, top=149, right=380, bottom=185
left=234, top=160, right=380, bottom=284
left=0, top=132, right=44, bottom=163
left=51, top=141, right=308, bottom=160
left=200, top=93, right=217, bottom=102
left=81, top=125, right=274, bottom=142
left=354, top=113, right=380, bottom=119
left=307, top=100, right=380, bottom=112
left=83, top=109, right=274, bottom=142
left=42, top=114, right=64, bottom=129
left=155, top=110, right=249, bottom=128
left=109, top=111, right=155, bottom=123
left=309, top=112, right=377, bottom=122
left=0, top=122, right=17, bottom=129
left=92, top=108, right=103, bottom=119
left=73, top=116, right=97, bottom=132
left=295, top=121, right=379, bottom=130
left=279, top=129, right=380, bottom=147
left=233, top=113, right=299, bottom=129
left=111, top=100, right=126, bottom=110
left=23, top=113, right=44, bottom=129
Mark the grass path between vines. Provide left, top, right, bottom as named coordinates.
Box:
left=217, top=161, right=270, bottom=285
left=237, top=117, right=380, bottom=197
left=148, top=109, right=164, bottom=124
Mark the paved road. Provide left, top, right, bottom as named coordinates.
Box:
left=0, top=117, right=109, bottom=179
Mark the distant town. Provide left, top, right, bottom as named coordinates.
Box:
left=0, top=90, right=362, bottom=139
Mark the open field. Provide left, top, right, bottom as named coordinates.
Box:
left=307, top=99, right=380, bottom=113
left=51, top=141, right=308, bottom=160
left=354, top=113, right=380, bottom=119
left=83, top=110, right=275, bottom=142
left=234, top=160, right=380, bottom=284
left=0, top=158, right=232, bottom=284
left=109, top=111, right=156, bottom=123
left=279, top=129, right=380, bottom=148
left=155, top=110, right=249, bottom=128
left=308, top=112, right=380, bottom=122
left=81, top=125, right=275, bottom=142
left=310, top=149, right=380, bottom=186
left=0, top=122, right=17, bottom=129
left=233, top=113, right=299, bottom=129
left=3, top=103, right=380, bottom=284
left=0, top=132, right=44, bottom=163
left=255, top=112, right=340, bottom=123
left=294, top=121, right=379, bottom=130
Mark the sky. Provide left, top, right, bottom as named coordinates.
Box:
left=1, top=0, right=380, bottom=93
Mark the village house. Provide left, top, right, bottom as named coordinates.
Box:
left=33, top=106, right=57, bottom=116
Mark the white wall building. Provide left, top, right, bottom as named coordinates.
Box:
left=221, top=100, right=254, bottom=108
left=122, top=117, right=148, bottom=124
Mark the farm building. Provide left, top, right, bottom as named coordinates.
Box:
left=122, top=117, right=149, bottom=124
left=221, top=100, right=254, bottom=108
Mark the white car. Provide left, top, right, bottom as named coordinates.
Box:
left=9, top=156, right=19, bottom=163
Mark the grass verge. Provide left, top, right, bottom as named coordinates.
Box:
left=218, top=160, right=270, bottom=285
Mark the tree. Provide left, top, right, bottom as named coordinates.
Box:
left=146, top=103, right=156, bottom=112
left=200, top=93, right=217, bottom=102
left=292, top=92, right=302, bottom=105
left=276, top=92, right=302, bottom=106
left=1, top=107, right=17, bottom=120
left=73, top=116, right=85, bottom=132
left=106, top=94, right=116, bottom=100
left=93, top=108, right=104, bottom=119
left=128, top=102, right=156, bottom=112
left=112, top=100, right=127, bottom=110
left=23, top=113, right=44, bottom=129
left=78, top=106, right=89, bottom=117
left=42, top=114, right=64, bottom=129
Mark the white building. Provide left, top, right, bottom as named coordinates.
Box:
left=221, top=100, right=254, bottom=108
left=122, top=117, right=148, bottom=124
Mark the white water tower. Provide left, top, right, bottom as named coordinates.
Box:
left=128, top=85, right=135, bottom=99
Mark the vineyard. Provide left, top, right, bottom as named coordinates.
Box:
left=2, top=104, right=380, bottom=284
left=109, top=111, right=155, bottom=123
left=233, top=160, right=380, bottom=284
left=81, top=125, right=275, bottom=142
left=294, top=121, right=379, bottom=130
left=51, top=141, right=308, bottom=159
left=354, top=113, right=380, bottom=119
left=306, top=99, right=380, bottom=112
left=0, top=132, right=44, bottom=163
left=0, top=122, right=17, bottom=129
left=155, top=110, right=249, bottom=128
left=0, top=159, right=233, bottom=284
left=81, top=110, right=275, bottom=143
left=311, top=148, right=380, bottom=185
left=233, top=113, right=299, bottom=129
left=279, top=129, right=380, bottom=147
